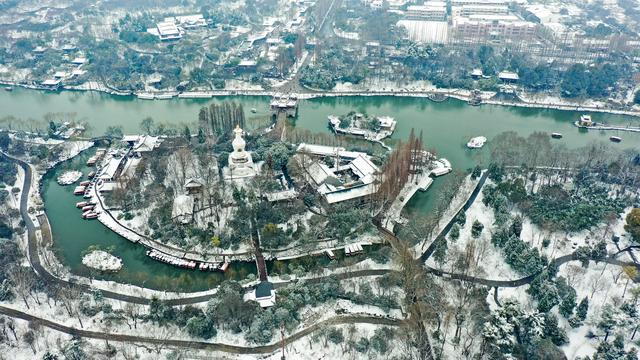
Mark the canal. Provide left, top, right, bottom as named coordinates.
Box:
left=2, top=89, right=639, bottom=291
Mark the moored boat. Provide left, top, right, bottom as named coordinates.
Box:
left=79, top=180, right=90, bottom=186
left=220, top=262, right=230, bottom=272
left=87, top=171, right=96, bottom=179
left=82, top=205, right=95, bottom=212
left=250, top=108, right=257, bottom=113
left=5, top=87, right=13, bottom=91
left=551, top=133, right=563, bottom=139
left=76, top=201, right=89, bottom=208
left=137, top=93, right=155, bottom=100
left=466, top=136, right=487, bottom=149
left=73, top=186, right=86, bottom=195
left=82, top=212, right=98, bottom=219
left=610, top=136, right=622, bottom=143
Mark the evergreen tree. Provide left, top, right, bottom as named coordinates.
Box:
left=593, top=335, right=638, bottom=360
left=471, top=220, right=484, bottom=238
left=183, top=125, right=191, bottom=142
left=449, top=223, right=460, bottom=241
left=511, top=215, right=523, bottom=237
left=185, top=315, right=217, bottom=339
left=591, top=241, right=608, bottom=261
left=197, top=127, right=206, bottom=143
left=558, top=285, right=577, bottom=319
left=576, top=297, right=589, bottom=321
left=471, top=165, right=481, bottom=179
left=598, top=305, right=618, bottom=341
left=543, top=314, right=568, bottom=346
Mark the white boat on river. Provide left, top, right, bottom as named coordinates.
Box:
left=467, top=136, right=487, bottom=149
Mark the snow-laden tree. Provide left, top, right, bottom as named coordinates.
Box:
left=482, top=299, right=555, bottom=357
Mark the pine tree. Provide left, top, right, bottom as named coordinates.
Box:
left=598, top=305, right=618, bottom=341
left=543, top=313, right=568, bottom=346
left=559, top=287, right=577, bottom=319
left=576, top=297, right=589, bottom=321
left=183, top=125, right=191, bottom=142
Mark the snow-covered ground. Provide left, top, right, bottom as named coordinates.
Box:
left=413, top=174, right=481, bottom=256
left=333, top=79, right=435, bottom=93
left=493, top=256, right=640, bottom=358
left=426, top=185, right=520, bottom=281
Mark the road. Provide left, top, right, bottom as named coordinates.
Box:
left=2, top=150, right=638, bottom=355
left=0, top=304, right=398, bottom=354
left=4, top=151, right=637, bottom=302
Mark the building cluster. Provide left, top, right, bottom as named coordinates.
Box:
left=37, top=44, right=88, bottom=89
left=295, top=144, right=381, bottom=204
left=382, top=0, right=640, bottom=63
left=396, top=0, right=535, bottom=45
left=147, top=14, right=207, bottom=41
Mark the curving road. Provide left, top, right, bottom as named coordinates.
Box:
left=0, top=152, right=640, bottom=306
left=2, top=150, right=403, bottom=306
left=0, top=304, right=399, bottom=354
left=4, top=151, right=637, bottom=304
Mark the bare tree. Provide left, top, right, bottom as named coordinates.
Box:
left=57, top=285, right=84, bottom=328
left=9, top=265, right=37, bottom=309
left=23, top=329, right=36, bottom=354
left=124, top=303, right=142, bottom=330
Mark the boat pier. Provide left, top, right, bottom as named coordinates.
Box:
left=574, top=121, right=640, bottom=133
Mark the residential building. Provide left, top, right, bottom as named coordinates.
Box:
left=451, top=5, right=509, bottom=17
left=452, top=14, right=537, bottom=41
left=405, top=3, right=447, bottom=21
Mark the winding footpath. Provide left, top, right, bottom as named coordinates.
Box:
left=0, top=304, right=399, bottom=354
left=5, top=151, right=638, bottom=300
left=2, top=150, right=639, bottom=355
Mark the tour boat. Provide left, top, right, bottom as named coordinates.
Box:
left=155, top=94, right=174, bottom=100
left=551, top=133, right=563, bottom=139
left=220, top=262, right=230, bottom=272
left=610, top=136, right=622, bottom=143
left=137, top=93, right=155, bottom=100
left=83, top=212, right=98, bottom=220
left=325, top=249, right=336, bottom=260
left=466, top=136, right=487, bottom=149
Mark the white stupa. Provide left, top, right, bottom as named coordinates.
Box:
left=225, top=125, right=257, bottom=179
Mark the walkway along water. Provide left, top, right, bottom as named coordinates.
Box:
left=5, top=151, right=638, bottom=303
left=3, top=151, right=640, bottom=358
left=420, top=171, right=489, bottom=262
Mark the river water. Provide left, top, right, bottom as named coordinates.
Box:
left=2, top=89, right=639, bottom=291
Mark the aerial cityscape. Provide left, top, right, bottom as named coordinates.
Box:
left=0, top=0, right=639, bottom=359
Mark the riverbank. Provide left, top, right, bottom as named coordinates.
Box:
left=2, top=79, right=640, bottom=118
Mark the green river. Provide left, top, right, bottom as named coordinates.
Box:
left=1, top=88, right=639, bottom=291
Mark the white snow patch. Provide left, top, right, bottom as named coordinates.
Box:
left=81, top=250, right=123, bottom=271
